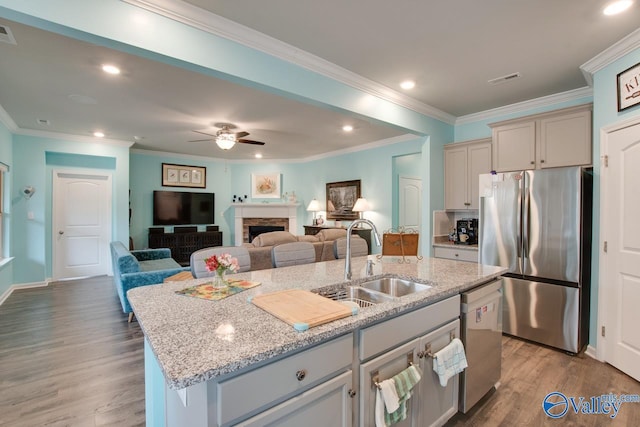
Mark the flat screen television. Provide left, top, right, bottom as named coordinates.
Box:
left=153, top=190, right=215, bottom=225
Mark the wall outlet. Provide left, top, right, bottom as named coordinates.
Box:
left=27, top=211, right=34, bottom=220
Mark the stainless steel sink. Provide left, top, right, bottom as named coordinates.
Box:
left=313, top=286, right=396, bottom=307
left=358, top=277, right=432, bottom=297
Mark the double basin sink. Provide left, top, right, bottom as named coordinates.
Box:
left=315, top=277, right=432, bottom=308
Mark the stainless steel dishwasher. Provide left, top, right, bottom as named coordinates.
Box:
left=459, top=278, right=503, bottom=413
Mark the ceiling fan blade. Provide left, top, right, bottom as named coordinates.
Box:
left=237, top=139, right=265, bottom=146
left=192, top=130, right=217, bottom=137
left=188, top=138, right=213, bottom=142
left=235, top=131, right=250, bottom=138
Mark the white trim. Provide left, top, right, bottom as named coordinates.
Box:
left=580, top=28, right=640, bottom=86
left=13, top=127, right=134, bottom=148
left=0, top=280, right=49, bottom=306
left=455, top=87, right=593, bottom=125
left=0, top=103, right=18, bottom=132
left=584, top=345, right=599, bottom=361
left=122, top=0, right=456, bottom=125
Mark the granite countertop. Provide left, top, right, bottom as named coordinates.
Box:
left=432, top=235, right=478, bottom=250
left=128, top=256, right=506, bottom=390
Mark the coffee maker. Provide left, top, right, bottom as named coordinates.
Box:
left=456, top=218, right=478, bottom=245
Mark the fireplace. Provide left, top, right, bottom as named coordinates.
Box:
left=233, top=203, right=299, bottom=246
left=248, top=225, right=285, bottom=242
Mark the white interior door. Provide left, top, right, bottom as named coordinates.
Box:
left=53, top=171, right=112, bottom=280
left=399, top=176, right=421, bottom=230
left=600, top=118, right=640, bottom=381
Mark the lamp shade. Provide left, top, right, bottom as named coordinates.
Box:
left=352, top=198, right=370, bottom=213
left=306, top=199, right=321, bottom=212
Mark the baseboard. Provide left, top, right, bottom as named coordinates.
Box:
left=584, top=345, right=597, bottom=360
left=0, top=280, right=49, bottom=306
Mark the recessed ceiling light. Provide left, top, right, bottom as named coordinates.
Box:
left=603, top=0, right=633, bottom=15
left=93, top=131, right=105, bottom=138
left=101, top=64, right=121, bottom=75
left=255, top=153, right=263, bottom=159
left=342, top=125, right=354, bottom=132
left=400, top=80, right=416, bottom=90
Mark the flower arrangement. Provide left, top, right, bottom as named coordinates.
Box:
left=204, top=253, right=239, bottom=286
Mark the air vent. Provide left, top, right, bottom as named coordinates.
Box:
left=488, top=72, right=521, bottom=85
left=37, top=119, right=51, bottom=126
left=0, top=25, right=17, bottom=45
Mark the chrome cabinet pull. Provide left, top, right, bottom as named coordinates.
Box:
left=295, top=369, right=307, bottom=381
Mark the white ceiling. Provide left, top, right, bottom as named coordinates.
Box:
left=0, top=1, right=639, bottom=160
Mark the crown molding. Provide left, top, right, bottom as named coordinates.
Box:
left=122, top=0, right=456, bottom=125
left=455, top=87, right=593, bottom=125
left=0, top=104, right=18, bottom=132
left=580, top=27, right=640, bottom=86
left=12, top=127, right=134, bottom=148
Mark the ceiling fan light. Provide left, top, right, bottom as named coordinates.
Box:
left=215, top=132, right=236, bottom=150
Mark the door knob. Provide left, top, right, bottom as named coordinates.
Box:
left=58, top=231, right=64, bottom=235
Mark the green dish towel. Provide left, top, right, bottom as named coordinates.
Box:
left=375, top=364, right=423, bottom=426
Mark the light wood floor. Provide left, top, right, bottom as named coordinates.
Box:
left=1, top=276, right=639, bottom=426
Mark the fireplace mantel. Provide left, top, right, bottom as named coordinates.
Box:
left=233, top=203, right=300, bottom=246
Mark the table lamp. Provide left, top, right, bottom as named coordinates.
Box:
left=352, top=198, right=370, bottom=221
left=306, top=199, right=321, bottom=225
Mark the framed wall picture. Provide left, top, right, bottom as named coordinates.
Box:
left=162, top=163, right=206, bottom=188
left=617, top=61, right=640, bottom=112
left=251, top=173, right=281, bottom=198
left=326, top=179, right=361, bottom=220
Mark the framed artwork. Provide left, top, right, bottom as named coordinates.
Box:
left=251, top=173, right=281, bottom=198
left=326, top=179, right=361, bottom=220
left=617, top=61, right=640, bottom=112
left=162, top=163, right=206, bottom=188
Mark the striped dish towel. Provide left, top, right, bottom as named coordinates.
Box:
left=375, top=364, right=423, bottom=426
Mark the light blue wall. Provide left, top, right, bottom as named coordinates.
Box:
left=129, top=152, right=232, bottom=249
left=589, top=47, right=640, bottom=346
left=12, top=134, right=129, bottom=284
left=0, top=122, right=12, bottom=297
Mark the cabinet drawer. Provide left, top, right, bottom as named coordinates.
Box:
left=359, top=295, right=460, bottom=361
left=433, top=246, right=478, bottom=263
left=217, top=334, right=352, bottom=425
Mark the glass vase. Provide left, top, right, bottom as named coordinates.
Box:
left=213, top=269, right=228, bottom=288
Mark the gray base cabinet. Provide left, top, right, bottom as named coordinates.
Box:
left=238, top=371, right=353, bottom=427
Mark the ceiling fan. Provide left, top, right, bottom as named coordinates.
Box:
left=190, top=123, right=266, bottom=150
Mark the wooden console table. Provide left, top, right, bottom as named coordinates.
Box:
left=303, top=225, right=372, bottom=254
left=148, top=228, right=223, bottom=266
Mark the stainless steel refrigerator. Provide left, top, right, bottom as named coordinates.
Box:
left=479, top=166, right=592, bottom=353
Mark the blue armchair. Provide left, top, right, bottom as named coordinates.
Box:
left=110, top=241, right=189, bottom=322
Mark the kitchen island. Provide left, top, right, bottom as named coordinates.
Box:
left=129, top=255, right=506, bottom=426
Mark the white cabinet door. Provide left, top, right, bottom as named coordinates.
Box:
left=238, top=371, right=353, bottom=427
left=467, top=142, right=492, bottom=209
left=539, top=109, right=591, bottom=168
left=415, top=320, right=461, bottom=427
left=444, top=139, right=491, bottom=210
left=444, top=146, right=468, bottom=210
left=492, top=121, right=536, bottom=172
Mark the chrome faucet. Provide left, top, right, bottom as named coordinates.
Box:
left=345, top=219, right=381, bottom=281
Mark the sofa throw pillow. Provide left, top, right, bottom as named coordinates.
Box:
left=316, top=228, right=348, bottom=241
left=297, top=235, right=319, bottom=243
left=251, top=231, right=297, bottom=247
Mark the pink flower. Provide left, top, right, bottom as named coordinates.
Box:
left=204, top=253, right=239, bottom=275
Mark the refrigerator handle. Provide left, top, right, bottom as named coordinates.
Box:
left=522, top=173, right=530, bottom=259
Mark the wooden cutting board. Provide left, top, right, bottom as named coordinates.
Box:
left=251, top=289, right=355, bottom=331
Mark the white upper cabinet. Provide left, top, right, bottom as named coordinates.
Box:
left=444, top=138, right=491, bottom=210
left=490, top=104, right=592, bottom=172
